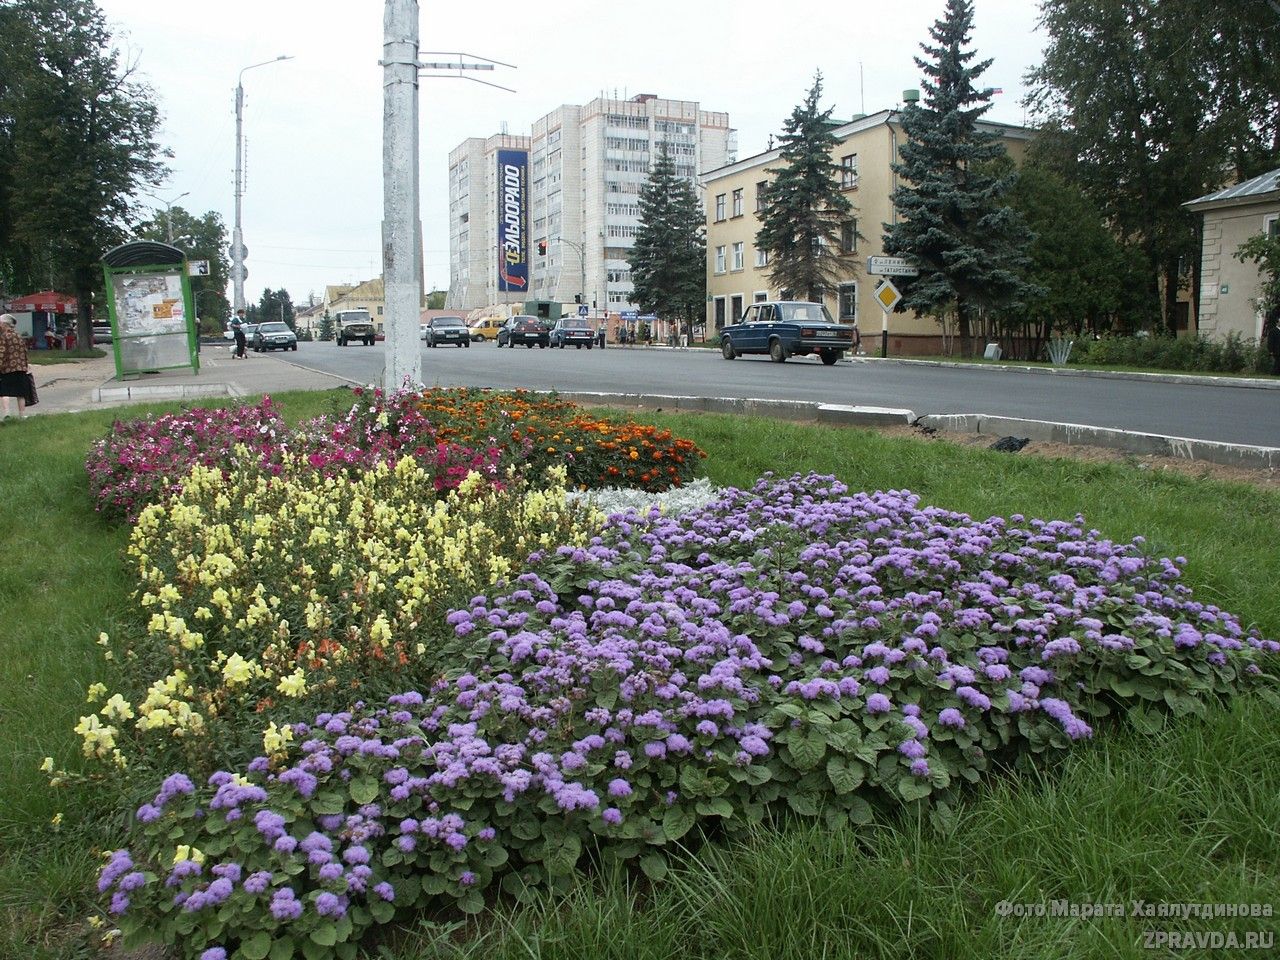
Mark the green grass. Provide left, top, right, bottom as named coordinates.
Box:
left=27, top=348, right=108, bottom=365
left=889, top=353, right=1277, bottom=380
left=2, top=394, right=1277, bottom=959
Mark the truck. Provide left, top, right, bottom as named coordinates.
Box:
left=334, top=309, right=375, bottom=347
left=718, top=300, right=859, bottom=366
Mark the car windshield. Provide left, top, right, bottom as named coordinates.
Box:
left=243, top=324, right=259, bottom=334
left=434, top=318, right=465, bottom=328
left=778, top=303, right=837, bottom=324
left=260, top=323, right=289, bottom=333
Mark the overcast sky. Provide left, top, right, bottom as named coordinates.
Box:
left=95, top=0, right=1046, bottom=306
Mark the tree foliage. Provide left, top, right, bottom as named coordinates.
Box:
left=318, top=309, right=334, bottom=342
left=137, top=205, right=229, bottom=335
left=1235, top=231, right=1280, bottom=316
left=0, top=0, right=167, bottom=345
left=1027, top=0, right=1280, bottom=335
left=883, top=0, right=1032, bottom=354
left=630, top=144, right=705, bottom=330
left=755, top=73, right=855, bottom=302
left=251, top=288, right=295, bottom=328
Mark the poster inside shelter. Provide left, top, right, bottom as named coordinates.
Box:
left=112, top=272, right=187, bottom=336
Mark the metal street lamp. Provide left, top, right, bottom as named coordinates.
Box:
left=553, top=235, right=587, bottom=311
left=232, top=55, right=293, bottom=314
left=144, top=190, right=190, bottom=244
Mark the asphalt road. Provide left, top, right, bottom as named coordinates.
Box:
left=280, top=341, right=1280, bottom=448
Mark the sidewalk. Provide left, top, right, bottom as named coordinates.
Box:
left=27, top=345, right=356, bottom=416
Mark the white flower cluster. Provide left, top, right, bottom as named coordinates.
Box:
left=566, top=477, right=720, bottom=518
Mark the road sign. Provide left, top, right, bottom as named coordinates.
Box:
left=578, top=304, right=588, bottom=317
left=620, top=310, right=639, bottom=320
left=187, top=260, right=210, bottom=277
left=874, top=278, right=902, bottom=312
left=867, top=256, right=920, bottom=277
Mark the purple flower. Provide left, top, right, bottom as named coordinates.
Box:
left=457, top=873, right=476, bottom=888
left=937, top=708, right=966, bottom=729
left=374, top=881, right=397, bottom=900
left=269, top=888, right=303, bottom=921
left=866, top=693, right=891, bottom=714
left=607, top=778, right=633, bottom=798
left=315, top=892, right=347, bottom=917
left=200, top=949, right=227, bottom=960
left=602, top=807, right=624, bottom=825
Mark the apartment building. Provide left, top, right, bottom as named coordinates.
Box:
left=702, top=109, right=1032, bottom=354
left=446, top=133, right=533, bottom=312
left=447, top=95, right=735, bottom=315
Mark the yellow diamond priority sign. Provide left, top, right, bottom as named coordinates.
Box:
left=875, top=278, right=902, bottom=312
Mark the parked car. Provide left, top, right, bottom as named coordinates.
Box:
left=91, top=324, right=113, bottom=344
left=252, top=321, right=298, bottom=352
left=549, top=318, right=595, bottom=349
left=497, top=316, right=550, bottom=348
left=424, top=315, right=470, bottom=348
left=719, top=301, right=858, bottom=365
left=468, top=317, right=505, bottom=342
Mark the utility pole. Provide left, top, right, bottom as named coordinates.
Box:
left=381, top=0, right=422, bottom=391
left=232, top=55, right=292, bottom=314
left=555, top=235, right=587, bottom=310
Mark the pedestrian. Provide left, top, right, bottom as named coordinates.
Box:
left=232, top=309, right=248, bottom=359
left=1266, top=304, right=1280, bottom=376
left=0, top=314, right=31, bottom=419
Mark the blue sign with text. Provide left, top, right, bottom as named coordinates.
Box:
left=496, top=149, right=528, bottom=293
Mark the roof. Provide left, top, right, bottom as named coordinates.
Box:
left=6, top=290, right=78, bottom=312
left=1185, top=167, right=1280, bottom=211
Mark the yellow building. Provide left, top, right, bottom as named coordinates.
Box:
left=324, top=278, right=387, bottom=333
left=702, top=109, right=1032, bottom=355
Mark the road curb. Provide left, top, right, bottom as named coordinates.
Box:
left=916, top=414, right=1280, bottom=471
left=860, top=356, right=1280, bottom=391
left=559, top=391, right=1279, bottom=471
left=91, top=382, right=232, bottom=402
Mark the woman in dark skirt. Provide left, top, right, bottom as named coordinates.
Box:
left=0, top=313, right=32, bottom=418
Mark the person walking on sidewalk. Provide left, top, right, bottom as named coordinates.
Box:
left=232, top=309, right=248, bottom=359
left=0, top=314, right=31, bottom=418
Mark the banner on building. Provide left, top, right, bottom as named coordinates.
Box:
left=496, top=149, right=528, bottom=292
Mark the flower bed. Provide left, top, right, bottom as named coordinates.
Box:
left=100, top=474, right=1277, bottom=959
left=78, top=460, right=599, bottom=777
left=85, top=389, right=705, bottom=525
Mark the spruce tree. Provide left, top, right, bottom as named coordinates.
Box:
left=883, top=0, right=1032, bottom=355
left=630, top=144, right=705, bottom=335
left=318, top=310, right=335, bottom=342
left=755, top=73, right=854, bottom=302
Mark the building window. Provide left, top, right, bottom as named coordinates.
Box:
left=755, top=247, right=769, bottom=268
left=732, top=242, right=744, bottom=271
left=841, top=220, right=858, bottom=254
left=753, top=290, right=768, bottom=302
left=715, top=245, right=726, bottom=274
left=731, top=188, right=743, bottom=218
left=714, top=296, right=726, bottom=329
left=377, top=306, right=384, bottom=315
left=715, top=193, right=726, bottom=221
left=1267, top=214, right=1279, bottom=239
left=841, top=154, right=859, bottom=189
left=731, top=294, right=744, bottom=323
left=755, top=180, right=769, bottom=211
left=838, top=282, right=858, bottom=322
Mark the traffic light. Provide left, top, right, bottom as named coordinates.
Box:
left=574, top=294, right=582, bottom=304
left=537, top=240, right=547, bottom=256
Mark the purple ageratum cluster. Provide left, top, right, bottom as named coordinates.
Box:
left=101, top=473, right=1277, bottom=958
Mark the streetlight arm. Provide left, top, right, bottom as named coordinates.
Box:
left=238, top=55, right=294, bottom=86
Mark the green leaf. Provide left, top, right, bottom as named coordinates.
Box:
left=785, top=728, right=825, bottom=770
left=1109, top=676, right=1135, bottom=697
left=370, top=899, right=395, bottom=924
left=639, top=853, right=668, bottom=881
left=695, top=797, right=734, bottom=818
left=348, top=775, right=379, bottom=806
left=898, top=777, right=932, bottom=803
left=458, top=890, right=485, bottom=914
left=301, top=939, right=328, bottom=960
left=786, top=792, right=819, bottom=817
left=662, top=804, right=696, bottom=842
left=268, top=936, right=295, bottom=960
left=825, top=756, right=865, bottom=795
left=241, top=931, right=272, bottom=960
left=679, top=765, right=709, bottom=796
left=846, top=795, right=874, bottom=825
left=543, top=832, right=582, bottom=876
left=309, top=924, right=338, bottom=947
left=311, top=792, right=345, bottom=816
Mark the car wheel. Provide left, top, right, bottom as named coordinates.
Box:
left=721, top=337, right=735, bottom=360
left=769, top=339, right=787, bottom=363
left=587, top=344, right=593, bottom=350
left=292, top=344, right=298, bottom=351
left=526, top=342, right=534, bottom=349
left=464, top=341, right=470, bottom=348
left=820, top=349, right=839, bottom=366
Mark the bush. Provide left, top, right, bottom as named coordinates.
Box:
left=100, top=474, right=1277, bottom=959
left=1070, top=333, right=1271, bottom=374
left=78, top=460, right=599, bottom=779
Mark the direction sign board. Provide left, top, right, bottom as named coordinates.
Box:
left=620, top=309, right=639, bottom=320
left=187, top=260, right=210, bottom=277
left=867, top=256, right=920, bottom=277
left=874, top=278, right=902, bottom=312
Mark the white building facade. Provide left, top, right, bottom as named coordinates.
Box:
left=446, top=133, right=532, bottom=312
left=447, top=95, right=734, bottom=315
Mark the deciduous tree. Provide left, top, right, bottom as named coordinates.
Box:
left=0, top=0, right=167, bottom=346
